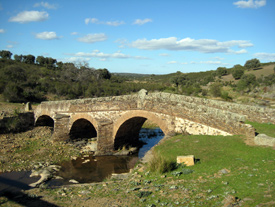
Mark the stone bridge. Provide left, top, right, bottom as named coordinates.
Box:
left=34, top=90, right=274, bottom=154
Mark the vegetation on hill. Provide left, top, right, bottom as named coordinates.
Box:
left=0, top=50, right=274, bottom=105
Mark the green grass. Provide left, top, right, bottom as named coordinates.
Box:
left=142, top=134, right=275, bottom=206
left=246, top=121, right=275, bottom=137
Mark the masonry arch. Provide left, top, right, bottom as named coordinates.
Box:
left=113, top=110, right=169, bottom=150
left=35, top=115, right=54, bottom=127
left=69, top=114, right=98, bottom=140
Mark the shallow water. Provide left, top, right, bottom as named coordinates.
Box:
left=0, top=128, right=164, bottom=192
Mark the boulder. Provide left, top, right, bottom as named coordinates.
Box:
left=176, top=155, right=195, bottom=166
left=254, top=134, right=275, bottom=147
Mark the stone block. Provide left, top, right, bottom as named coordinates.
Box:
left=177, top=155, right=195, bottom=166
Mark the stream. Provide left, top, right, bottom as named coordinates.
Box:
left=0, top=128, right=164, bottom=192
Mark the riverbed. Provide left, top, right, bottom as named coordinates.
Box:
left=0, top=128, right=164, bottom=192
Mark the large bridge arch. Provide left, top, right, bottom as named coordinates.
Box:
left=113, top=110, right=171, bottom=150
left=69, top=114, right=98, bottom=140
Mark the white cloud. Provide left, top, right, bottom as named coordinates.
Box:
left=9, top=10, right=49, bottom=23
left=254, top=53, right=275, bottom=61
left=130, top=37, right=253, bottom=54
left=35, top=31, right=60, bottom=40
left=71, top=32, right=78, bottom=35
left=70, top=50, right=149, bottom=60
left=34, top=2, right=57, bottom=9
left=159, top=53, right=170, bottom=57
left=6, top=45, right=14, bottom=48
left=167, top=61, right=177, bottom=64
left=0, top=29, right=5, bottom=33
left=133, top=18, right=153, bottom=25
left=233, top=0, right=266, bottom=8
left=85, top=18, right=125, bottom=26
left=230, top=49, right=248, bottom=54
left=190, top=61, right=229, bottom=66
left=61, top=57, right=92, bottom=63
left=77, top=33, right=107, bottom=43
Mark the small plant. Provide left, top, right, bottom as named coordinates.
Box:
left=147, top=151, right=177, bottom=173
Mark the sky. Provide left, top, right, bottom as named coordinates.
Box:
left=0, top=0, right=275, bottom=74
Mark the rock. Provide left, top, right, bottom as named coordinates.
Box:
left=111, top=173, right=130, bottom=180
left=29, top=165, right=61, bottom=187
left=254, top=134, right=275, bottom=147
left=69, top=179, right=79, bottom=184
left=222, top=195, right=237, bottom=207
left=177, top=155, right=195, bottom=166
left=25, top=102, right=32, bottom=111
left=219, top=168, right=230, bottom=174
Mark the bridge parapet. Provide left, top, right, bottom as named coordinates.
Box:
left=34, top=90, right=275, bottom=152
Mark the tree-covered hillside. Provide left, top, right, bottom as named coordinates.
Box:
left=0, top=50, right=274, bottom=105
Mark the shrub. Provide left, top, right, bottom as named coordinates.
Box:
left=147, top=151, right=177, bottom=173
left=232, top=65, right=245, bottom=80
left=209, top=82, right=222, bottom=97
left=244, top=58, right=260, bottom=70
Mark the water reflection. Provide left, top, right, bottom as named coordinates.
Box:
left=55, top=155, right=138, bottom=184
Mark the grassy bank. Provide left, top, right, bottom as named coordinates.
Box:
left=246, top=121, right=275, bottom=137
left=142, top=134, right=275, bottom=206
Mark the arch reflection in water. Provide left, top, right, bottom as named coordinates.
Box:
left=55, top=155, right=138, bottom=184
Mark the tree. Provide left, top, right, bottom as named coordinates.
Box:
left=22, top=55, right=35, bottom=64
left=96, top=68, right=111, bottom=79
left=216, top=67, right=228, bottom=76
left=244, top=58, right=260, bottom=70
left=232, top=65, right=245, bottom=80
left=237, top=74, right=257, bottom=91
left=209, top=82, right=222, bottom=97
left=0, top=50, right=12, bottom=59
left=14, top=54, right=23, bottom=62
left=36, top=56, right=46, bottom=66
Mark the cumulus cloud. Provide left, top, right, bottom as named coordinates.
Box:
left=35, top=31, right=60, bottom=40
left=77, top=33, right=107, bottom=43
left=34, top=2, right=57, bottom=9
left=254, top=53, right=275, bottom=61
left=130, top=37, right=253, bottom=54
left=133, top=18, right=153, bottom=25
left=0, top=29, right=5, bottom=33
left=85, top=18, right=125, bottom=26
left=233, top=0, right=266, bottom=8
left=9, top=10, right=49, bottom=23
left=69, top=50, right=149, bottom=60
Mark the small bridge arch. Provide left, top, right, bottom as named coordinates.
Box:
left=69, top=114, right=98, bottom=140
left=35, top=114, right=54, bottom=127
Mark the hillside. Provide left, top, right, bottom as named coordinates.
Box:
left=0, top=52, right=274, bottom=107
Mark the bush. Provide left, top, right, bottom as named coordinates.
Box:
left=209, top=82, right=222, bottom=97
left=232, top=65, right=245, bottom=80
left=147, top=151, right=177, bottom=173
left=216, top=67, right=228, bottom=77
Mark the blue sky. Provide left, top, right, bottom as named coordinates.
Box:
left=0, top=0, right=274, bottom=74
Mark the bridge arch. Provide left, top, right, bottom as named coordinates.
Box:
left=35, top=114, right=54, bottom=127
left=69, top=114, right=98, bottom=140
left=113, top=110, right=170, bottom=150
